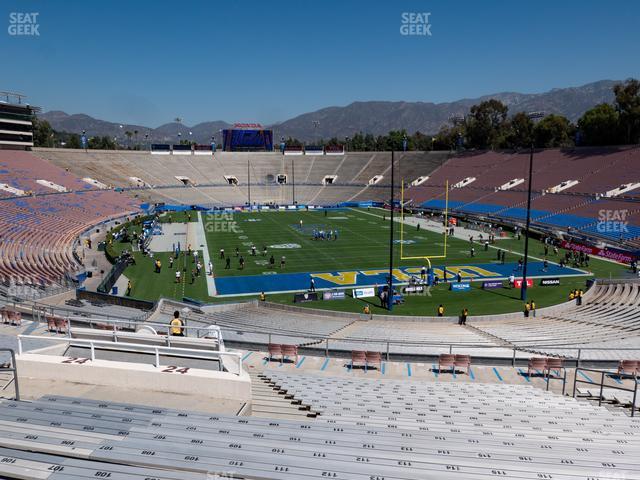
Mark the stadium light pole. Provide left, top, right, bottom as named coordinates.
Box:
left=520, top=111, right=545, bottom=301
left=388, top=150, right=395, bottom=311
left=291, top=155, right=296, bottom=205
left=247, top=159, right=251, bottom=207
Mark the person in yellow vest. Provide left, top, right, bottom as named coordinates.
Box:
left=577, top=289, right=583, bottom=306
left=524, top=301, right=530, bottom=318
left=169, top=311, right=184, bottom=337
left=437, top=304, right=444, bottom=317
left=530, top=300, right=536, bottom=317
left=363, top=304, right=370, bottom=315
left=126, top=280, right=132, bottom=296
left=259, top=291, right=266, bottom=302
left=569, top=291, right=575, bottom=301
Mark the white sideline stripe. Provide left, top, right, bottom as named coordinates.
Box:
left=197, top=211, right=217, bottom=296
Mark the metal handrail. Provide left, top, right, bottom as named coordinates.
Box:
left=0, top=349, right=19, bottom=400
left=572, top=366, right=638, bottom=417
left=16, top=336, right=242, bottom=376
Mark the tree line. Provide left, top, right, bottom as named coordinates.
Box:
left=33, top=79, right=639, bottom=151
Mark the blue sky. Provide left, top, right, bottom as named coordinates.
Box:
left=2, top=0, right=638, bottom=127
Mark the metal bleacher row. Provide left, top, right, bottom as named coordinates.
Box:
left=470, top=281, right=640, bottom=360
left=140, top=282, right=640, bottom=361
left=1, top=376, right=638, bottom=479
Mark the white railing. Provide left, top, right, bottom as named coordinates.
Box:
left=16, top=335, right=243, bottom=376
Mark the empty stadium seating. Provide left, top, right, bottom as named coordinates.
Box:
left=0, top=380, right=639, bottom=479
left=409, top=146, right=640, bottom=243
left=0, top=151, right=137, bottom=287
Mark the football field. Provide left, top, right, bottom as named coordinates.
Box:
left=203, top=208, right=585, bottom=296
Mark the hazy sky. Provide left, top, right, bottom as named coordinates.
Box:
left=2, top=0, right=638, bottom=126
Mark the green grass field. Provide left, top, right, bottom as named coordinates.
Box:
left=205, top=208, right=508, bottom=276
left=111, top=208, right=632, bottom=315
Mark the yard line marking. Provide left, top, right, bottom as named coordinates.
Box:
left=241, top=352, right=253, bottom=361
left=406, top=363, right=412, bottom=377
left=492, top=367, right=504, bottom=382
left=295, top=356, right=306, bottom=368
left=518, top=368, right=530, bottom=382
left=320, top=358, right=330, bottom=371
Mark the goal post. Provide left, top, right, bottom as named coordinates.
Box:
left=399, top=179, right=449, bottom=268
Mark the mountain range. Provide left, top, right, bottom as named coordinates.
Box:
left=38, top=80, right=621, bottom=144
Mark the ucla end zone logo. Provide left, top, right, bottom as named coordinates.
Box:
left=393, top=239, right=416, bottom=245
left=269, top=243, right=302, bottom=249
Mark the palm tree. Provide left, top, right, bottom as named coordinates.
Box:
left=124, top=131, right=133, bottom=148
left=133, top=129, right=139, bottom=148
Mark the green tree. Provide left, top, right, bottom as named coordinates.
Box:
left=502, top=112, right=534, bottom=149
left=32, top=118, right=56, bottom=147
left=66, top=134, right=81, bottom=149
left=577, top=103, right=622, bottom=146
left=465, top=99, right=509, bottom=149
left=613, top=79, right=640, bottom=144
left=533, top=114, right=574, bottom=148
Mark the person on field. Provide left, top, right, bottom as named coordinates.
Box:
left=225, top=257, right=231, bottom=269
left=269, top=255, right=275, bottom=268
left=437, top=304, right=444, bottom=317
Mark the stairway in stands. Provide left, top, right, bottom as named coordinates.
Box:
left=249, top=370, right=318, bottom=420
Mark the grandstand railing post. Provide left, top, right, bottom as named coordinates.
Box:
left=268, top=333, right=272, bottom=345
left=386, top=342, right=390, bottom=361
left=154, top=348, right=160, bottom=368
left=599, top=372, right=605, bottom=407
left=632, top=381, right=637, bottom=417
left=512, top=348, right=516, bottom=367
left=562, top=368, right=567, bottom=396
left=10, top=350, right=19, bottom=401
left=90, top=342, right=95, bottom=361
left=576, top=349, right=581, bottom=367
left=325, top=339, right=329, bottom=357
left=449, top=344, right=452, bottom=354
left=572, top=368, right=578, bottom=398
